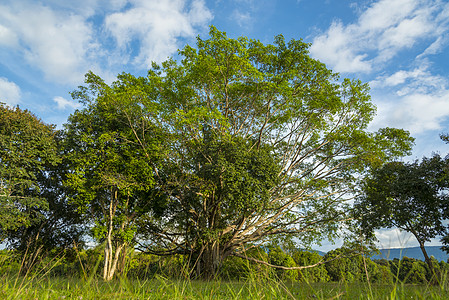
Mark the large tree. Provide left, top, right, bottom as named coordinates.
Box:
left=73, top=27, right=413, bottom=279
left=0, top=104, right=61, bottom=244
left=355, top=154, right=449, bottom=282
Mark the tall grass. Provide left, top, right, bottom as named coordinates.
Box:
left=1, top=249, right=449, bottom=299
left=2, top=275, right=449, bottom=299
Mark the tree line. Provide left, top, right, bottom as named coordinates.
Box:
left=1, top=27, right=448, bottom=281
left=1, top=244, right=447, bottom=285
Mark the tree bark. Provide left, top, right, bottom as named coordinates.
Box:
left=418, top=240, right=439, bottom=285
left=102, top=189, right=125, bottom=281
left=192, top=242, right=226, bottom=280
left=409, top=226, right=439, bottom=285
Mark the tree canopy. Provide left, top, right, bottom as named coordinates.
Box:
left=66, top=27, right=413, bottom=278
left=0, top=104, right=60, bottom=242
left=64, top=73, right=166, bottom=280
left=355, top=154, right=449, bottom=282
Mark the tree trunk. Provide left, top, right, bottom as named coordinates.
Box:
left=193, top=242, right=226, bottom=280
left=408, top=225, right=439, bottom=285
left=103, top=240, right=125, bottom=281
left=117, top=244, right=128, bottom=276
left=102, top=190, right=125, bottom=281
left=103, top=243, right=110, bottom=280
left=418, top=240, right=439, bottom=285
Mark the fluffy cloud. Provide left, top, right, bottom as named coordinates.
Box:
left=0, top=2, right=98, bottom=85
left=375, top=228, right=416, bottom=249
left=53, top=96, right=82, bottom=111
left=0, top=77, right=21, bottom=106
left=370, top=66, right=449, bottom=135
left=375, top=228, right=442, bottom=249
left=310, top=21, right=372, bottom=73
left=310, top=0, right=449, bottom=151
left=310, top=0, right=449, bottom=73
left=0, top=0, right=212, bottom=86
left=105, top=0, right=212, bottom=66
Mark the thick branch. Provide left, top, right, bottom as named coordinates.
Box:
left=232, top=251, right=348, bottom=270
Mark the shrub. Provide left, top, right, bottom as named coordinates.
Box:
left=291, top=250, right=329, bottom=282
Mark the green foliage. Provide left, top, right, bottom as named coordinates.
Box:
left=324, top=247, right=360, bottom=282
left=389, top=257, right=428, bottom=284
left=2, top=248, right=448, bottom=300
left=65, top=72, right=166, bottom=280
left=292, top=250, right=330, bottom=282
left=356, top=155, right=449, bottom=240
left=0, top=104, right=60, bottom=243
left=1, top=26, right=415, bottom=279
left=4, top=133, right=85, bottom=259
left=324, top=246, right=390, bottom=283
left=268, top=246, right=297, bottom=281
left=132, top=26, right=413, bottom=278
left=355, top=154, right=449, bottom=280
left=221, top=247, right=272, bottom=280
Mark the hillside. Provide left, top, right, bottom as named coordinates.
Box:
left=370, top=246, right=449, bottom=262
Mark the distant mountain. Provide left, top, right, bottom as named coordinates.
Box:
left=304, top=249, right=327, bottom=256
left=370, top=246, right=449, bottom=262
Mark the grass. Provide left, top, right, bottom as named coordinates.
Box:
left=1, top=274, right=449, bottom=299
left=1, top=249, right=449, bottom=299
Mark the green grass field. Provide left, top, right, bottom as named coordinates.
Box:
left=1, top=275, right=449, bottom=299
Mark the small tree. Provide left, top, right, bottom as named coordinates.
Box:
left=355, top=154, right=449, bottom=283
left=4, top=133, right=85, bottom=260
left=389, top=257, right=428, bottom=284
left=324, top=247, right=362, bottom=282
left=65, top=73, right=165, bottom=280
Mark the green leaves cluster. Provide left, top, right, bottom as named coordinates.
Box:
left=355, top=154, right=449, bottom=282
left=0, top=104, right=59, bottom=237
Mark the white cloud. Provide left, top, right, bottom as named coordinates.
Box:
left=0, top=24, right=18, bottom=47
left=310, top=0, right=449, bottom=144
left=419, top=36, right=447, bottom=57
left=356, top=0, right=418, bottom=33
left=373, top=68, right=429, bottom=87
left=104, top=0, right=212, bottom=66
left=53, top=96, right=82, bottom=111
left=375, top=228, right=416, bottom=249
left=310, top=21, right=371, bottom=73
left=0, top=77, right=21, bottom=106
left=0, top=0, right=213, bottom=86
left=231, top=10, right=253, bottom=29
left=0, top=2, right=99, bottom=85
left=310, top=0, right=449, bottom=73
left=375, top=228, right=442, bottom=249
left=370, top=66, right=449, bottom=135
left=397, top=93, right=449, bottom=133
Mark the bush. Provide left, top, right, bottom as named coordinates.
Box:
left=324, top=247, right=393, bottom=283
left=267, top=246, right=297, bottom=281
left=291, top=250, right=329, bottom=282
left=389, top=257, right=428, bottom=284
left=221, top=247, right=272, bottom=280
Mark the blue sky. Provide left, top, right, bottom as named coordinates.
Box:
left=1, top=0, right=449, bottom=251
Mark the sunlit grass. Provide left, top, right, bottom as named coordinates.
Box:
left=1, top=274, right=449, bottom=299
left=1, top=248, right=449, bottom=299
